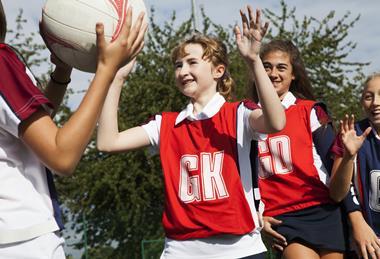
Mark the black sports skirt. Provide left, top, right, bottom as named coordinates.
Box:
left=273, top=203, right=346, bottom=252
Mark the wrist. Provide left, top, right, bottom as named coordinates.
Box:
left=246, top=56, right=261, bottom=72
left=96, top=64, right=118, bottom=81
left=50, top=72, right=71, bottom=86
left=113, top=74, right=127, bottom=84
left=342, top=151, right=356, bottom=161
left=50, top=66, right=72, bottom=86
left=349, top=211, right=365, bottom=224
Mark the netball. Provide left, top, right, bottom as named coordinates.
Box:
left=41, top=0, right=147, bottom=73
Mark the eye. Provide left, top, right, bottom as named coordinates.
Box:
left=174, top=63, right=183, bottom=69
left=363, top=94, right=373, bottom=101
left=263, top=65, right=272, bottom=72
left=263, top=64, right=271, bottom=69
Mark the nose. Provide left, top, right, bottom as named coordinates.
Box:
left=374, top=94, right=380, bottom=106
left=179, top=63, right=189, bottom=76
left=268, top=68, right=278, bottom=79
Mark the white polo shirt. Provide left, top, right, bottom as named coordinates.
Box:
left=0, top=44, right=60, bottom=244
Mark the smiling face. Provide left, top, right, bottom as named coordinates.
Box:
left=174, top=43, right=224, bottom=102
left=262, top=50, right=295, bottom=100
left=361, top=76, right=380, bottom=133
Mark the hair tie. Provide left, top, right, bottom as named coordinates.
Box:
left=50, top=73, right=71, bottom=85
left=222, top=71, right=230, bottom=80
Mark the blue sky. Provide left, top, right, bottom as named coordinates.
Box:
left=3, top=0, right=380, bottom=109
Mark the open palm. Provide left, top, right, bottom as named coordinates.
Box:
left=340, top=115, right=371, bottom=157
left=234, top=5, right=269, bottom=62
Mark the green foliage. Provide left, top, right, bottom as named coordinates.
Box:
left=8, top=1, right=368, bottom=258
left=141, top=239, right=164, bottom=259
left=6, top=9, right=47, bottom=70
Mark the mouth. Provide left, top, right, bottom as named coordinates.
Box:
left=181, top=79, right=194, bottom=86
left=271, top=81, right=282, bottom=86
left=369, top=109, right=380, bottom=120
left=372, top=110, right=380, bottom=116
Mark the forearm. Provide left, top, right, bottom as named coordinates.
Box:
left=44, top=67, right=72, bottom=113
left=96, top=76, right=124, bottom=151
left=248, top=58, right=285, bottom=132
left=349, top=210, right=365, bottom=223
left=348, top=210, right=369, bottom=238
left=53, top=67, right=116, bottom=172
left=329, top=154, right=355, bottom=202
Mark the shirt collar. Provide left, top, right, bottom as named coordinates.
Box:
left=281, top=92, right=297, bottom=109
left=258, top=91, right=296, bottom=109
left=175, top=92, right=226, bottom=125
left=369, top=121, right=380, bottom=140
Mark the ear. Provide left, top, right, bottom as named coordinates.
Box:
left=213, top=64, right=226, bottom=80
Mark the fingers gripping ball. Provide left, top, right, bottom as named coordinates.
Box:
left=41, top=0, right=147, bottom=73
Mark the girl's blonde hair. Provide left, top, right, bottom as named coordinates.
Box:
left=0, top=0, right=6, bottom=43
left=171, top=34, right=235, bottom=100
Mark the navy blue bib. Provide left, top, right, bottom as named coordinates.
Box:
left=355, top=119, right=380, bottom=236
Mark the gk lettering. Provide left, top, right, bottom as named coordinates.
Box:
left=179, top=151, right=229, bottom=203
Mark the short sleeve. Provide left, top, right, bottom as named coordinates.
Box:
left=0, top=45, right=52, bottom=136
left=310, top=103, right=331, bottom=132
left=330, top=134, right=344, bottom=158
left=310, top=108, right=322, bottom=132
left=141, top=114, right=162, bottom=153
left=241, top=100, right=267, bottom=141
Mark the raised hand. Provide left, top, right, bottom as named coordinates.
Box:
left=340, top=114, right=371, bottom=157
left=113, top=58, right=137, bottom=83
left=234, top=5, right=269, bottom=63
left=95, top=7, right=147, bottom=73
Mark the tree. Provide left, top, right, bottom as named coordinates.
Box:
left=56, top=2, right=368, bottom=259
left=7, top=2, right=368, bottom=259
left=6, top=9, right=47, bottom=70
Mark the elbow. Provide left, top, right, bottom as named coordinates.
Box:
left=51, top=163, right=76, bottom=177
left=48, top=156, right=79, bottom=177
left=329, top=189, right=345, bottom=203
left=267, top=117, right=286, bottom=133
left=274, top=118, right=286, bottom=132
left=97, top=141, right=119, bottom=153
left=276, top=115, right=287, bottom=131
left=97, top=141, right=111, bottom=153
left=96, top=133, right=116, bottom=152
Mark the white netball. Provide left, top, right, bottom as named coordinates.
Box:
left=41, top=0, right=147, bottom=73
